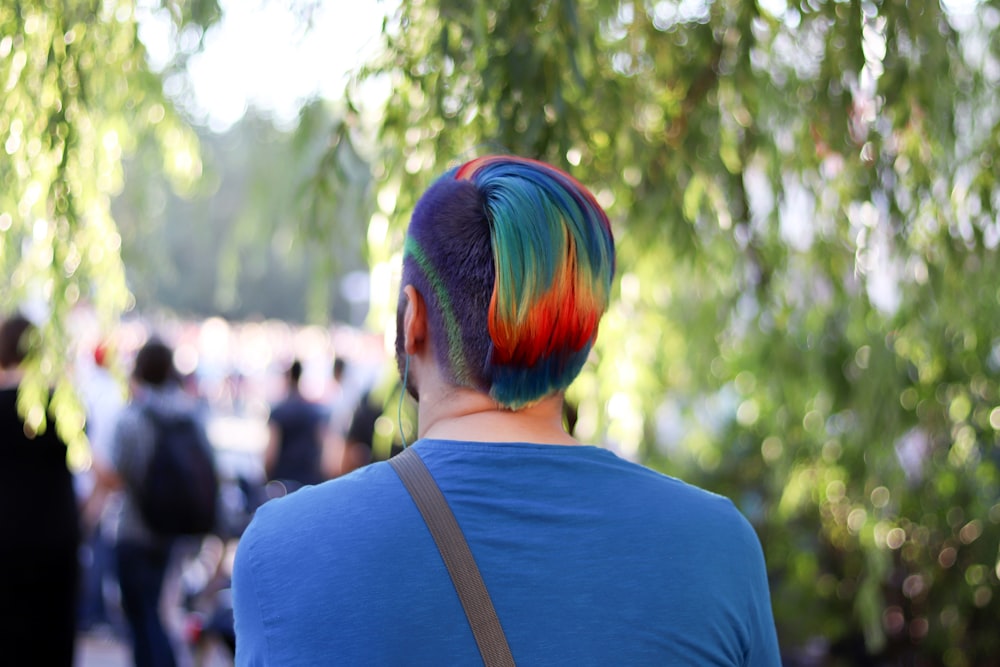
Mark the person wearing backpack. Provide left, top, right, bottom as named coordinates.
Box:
left=109, top=337, right=218, bottom=667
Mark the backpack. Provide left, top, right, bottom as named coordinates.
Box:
left=136, top=405, right=220, bottom=536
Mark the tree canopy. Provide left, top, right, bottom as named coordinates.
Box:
left=1, top=0, right=220, bottom=458
left=3, top=0, right=1000, bottom=662
left=113, top=105, right=372, bottom=325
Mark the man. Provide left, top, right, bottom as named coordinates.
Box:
left=233, top=155, right=781, bottom=665
left=110, top=337, right=206, bottom=667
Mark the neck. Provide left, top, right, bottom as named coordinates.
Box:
left=416, top=385, right=577, bottom=446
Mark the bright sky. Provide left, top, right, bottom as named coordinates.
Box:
left=144, top=0, right=985, bottom=134
left=140, top=0, right=391, bottom=132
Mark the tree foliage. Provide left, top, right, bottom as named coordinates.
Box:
left=348, top=0, right=1000, bottom=662
left=4, top=0, right=1000, bottom=662
left=2, top=1, right=372, bottom=465
left=0, top=0, right=220, bottom=461
left=113, top=105, right=373, bottom=325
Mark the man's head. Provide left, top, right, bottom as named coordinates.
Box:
left=396, top=155, right=615, bottom=410
left=132, top=338, right=178, bottom=388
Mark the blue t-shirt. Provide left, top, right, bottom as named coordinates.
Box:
left=233, top=440, right=781, bottom=666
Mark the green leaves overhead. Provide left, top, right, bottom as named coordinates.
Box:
left=1, top=0, right=219, bottom=459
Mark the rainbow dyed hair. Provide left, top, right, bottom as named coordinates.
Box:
left=398, top=155, right=615, bottom=410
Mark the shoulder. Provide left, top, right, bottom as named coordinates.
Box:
left=113, top=402, right=149, bottom=440
left=238, top=463, right=399, bottom=565
left=233, top=464, right=392, bottom=619
left=564, top=445, right=742, bottom=512
left=560, top=448, right=763, bottom=553
left=232, top=467, right=395, bottom=663
left=626, top=460, right=760, bottom=541
left=267, top=398, right=291, bottom=420
left=632, top=467, right=767, bottom=580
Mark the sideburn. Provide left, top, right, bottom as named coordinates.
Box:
left=395, top=295, right=419, bottom=401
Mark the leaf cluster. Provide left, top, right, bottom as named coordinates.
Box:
left=0, top=0, right=219, bottom=461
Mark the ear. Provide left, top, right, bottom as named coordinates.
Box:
left=401, top=285, right=427, bottom=355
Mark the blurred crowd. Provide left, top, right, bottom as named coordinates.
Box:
left=2, top=307, right=393, bottom=666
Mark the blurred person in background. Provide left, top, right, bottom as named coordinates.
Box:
left=339, top=389, right=380, bottom=474
left=109, top=338, right=203, bottom=667
left=0, top=313, right=81, bottom=666
left=325, top=357, right=351, bottom=441
left=320, top=357, right=351, bottom=478
left=324, top=356, right=381, bottom=477
left=232, top=155, right=781, bottom=665
left=264, top=358, right=329, bottom=493
left=77, top=340, right=127, bottom=635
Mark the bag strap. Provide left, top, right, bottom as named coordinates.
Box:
left=389, top=447, right=516, bottom=667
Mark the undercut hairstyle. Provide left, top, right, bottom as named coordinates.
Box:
left=398, top=155, right=615, bottom=409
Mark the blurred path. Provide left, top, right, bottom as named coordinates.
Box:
left=76, top=632, right=235, bottom=666
left=76, top=632, right=130, bottom=666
